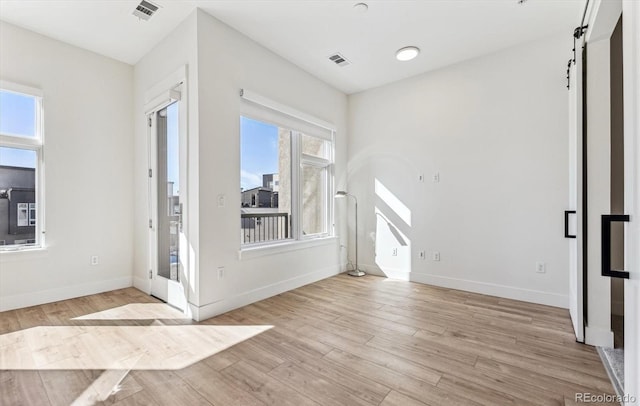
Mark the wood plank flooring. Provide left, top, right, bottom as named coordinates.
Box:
left=0, top=274, right=616, bottom=406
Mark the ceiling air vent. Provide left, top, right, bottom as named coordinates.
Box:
left=133, top=0, right=160, bottom=21
left=329, top=53, right=350, bottom=67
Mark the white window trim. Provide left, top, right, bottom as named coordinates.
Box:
left=238, top=123, right=334, bottom=247
left=239, top=236, right=338, bottom=261
left=0, top=81, right=45, bottom=252
left=240, top=89, right=334, bottom=133
left=299, top=134, right=334, bottom=241
left=239, top=90, right=336, bottom=253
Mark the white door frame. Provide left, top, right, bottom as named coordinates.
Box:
left=145, top=68, right=189, bottom=314
left=622, top=1, right=639, bottom=404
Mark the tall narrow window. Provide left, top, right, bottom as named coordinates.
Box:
left=300, top=134, right=331, bottom=237
left=240, top=117, right=292, bottom=244
left=0, top=84, right=43, bottom=249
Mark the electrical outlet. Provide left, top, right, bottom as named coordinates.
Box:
left=392, top=248, right=398, bottom=256
left=90, top=255, right=99, bottom=266
left=217, top=194, right=226, bottom=208
left=217, top=267, right=225, bottom=280
left=433, top=251, right=441, bottom=261
left=536, top=262, right=546, bottom=273
left=419, top=251, right=426, bottom=260
left=433, top=172, right=440, bottom=183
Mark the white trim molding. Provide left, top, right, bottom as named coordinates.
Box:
left=585, top=325, right=615, bottom=348
left=240, top=88, right=335, bottom=132
left=351, top=265, right=569, bottom=308
left=0, top=276, right=132, bottom=312
left=239, top=236, right=338, bottom=261
left=410, top=272, right=569, bottom=309
left=360, top=263, right=411, bottom=281
left=189, top=265, right=339, bottom=322
left=0, top=80, right=43, bottom=97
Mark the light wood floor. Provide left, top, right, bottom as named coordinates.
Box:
left=0, top=274, right=616, bottom=406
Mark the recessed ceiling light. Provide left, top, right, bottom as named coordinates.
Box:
left=396, top=46, right=420, bottom=61
left=353, top=3, right=369, bottom=13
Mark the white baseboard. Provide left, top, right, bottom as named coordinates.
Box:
left=409, top=272, right=569, bottom=309
left=585, top=325, right=614, bottom=347
left=358, top=265, right=567, bottom=308
left=360, top=264, right=410, bottom=281
left=190, top=265, right=340, bottom=322
left=0, top=276, right=133, bottom=312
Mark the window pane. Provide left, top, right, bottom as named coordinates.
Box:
left=0, top=91, right=37, bottom=138
left=0, top=147, right=37, bottom=168
left=240, top=116, right=291, bottom=244
left=0, top=147, right=37, bottom=246
left=301, top=133, right=330, bottom=159
left=302, top=165, right=326, bottom=236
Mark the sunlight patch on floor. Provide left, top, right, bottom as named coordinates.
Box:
left=72, top=303, right=191, bottom=320
left=0, top=325, right=272, bottom=370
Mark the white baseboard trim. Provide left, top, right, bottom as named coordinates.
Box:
left=190, top=265, right=340, bottom=321
left=585, top=325, right=614, bottom=347
left=0, top=276, right=133, bottom=312
left=409, top=273, right=569, bottom=309
left=133, top=276, right=150, bottom=294
left=359, top=264, right=410, bottom=281
left=335, top=265, right=570, bottom=309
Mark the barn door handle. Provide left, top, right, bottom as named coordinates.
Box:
left=601, top=214, right=630, bottom=279
left=564, top=210, right=576, bottom=238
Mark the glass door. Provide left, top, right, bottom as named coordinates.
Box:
left=150, top=98, right=187, bottom=312
left=156, top=103, right=181, bottom=282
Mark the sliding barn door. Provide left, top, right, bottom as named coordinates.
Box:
left=568, top=44, right=586, bottom=343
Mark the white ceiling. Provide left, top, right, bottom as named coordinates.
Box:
left=0, top=0, right=583, bottom=94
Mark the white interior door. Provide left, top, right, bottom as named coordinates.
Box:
left=568, top=44, right=585, bottom=343
left=148, top=87, right=188, bottom=312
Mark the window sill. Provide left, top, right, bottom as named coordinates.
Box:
left=0, top=246, right=48, bottom=262
left=239, top=236, right=338, bottom=261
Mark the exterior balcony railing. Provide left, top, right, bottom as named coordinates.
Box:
left=241, top=212, right=289, bottom=244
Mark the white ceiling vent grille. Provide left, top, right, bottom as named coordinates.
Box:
left=133, top=0, right=160, bottom=21
left=328, top=53, right=350, bottom=67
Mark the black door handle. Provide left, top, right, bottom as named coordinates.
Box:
left=601, top=214, right=630, bottom=279
left=565, top=210, right=576, bottom=238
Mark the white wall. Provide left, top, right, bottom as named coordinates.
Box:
left=131, top=10, right=348, bottom=319
left=347, top=34, right=572, bottom=308
left=132, top=11, right=199, bottom=302
left=0, top=22, right=134, bottom=311
left=193, top=10, right=348, bottom=319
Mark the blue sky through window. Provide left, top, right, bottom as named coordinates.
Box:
left=0, top=91, right=36, bottom=137
left=241, top=116, right=278, bottom=190
left=0, top=147, right=36, bottom=168
left=0, top=91, right=37, bottom=168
